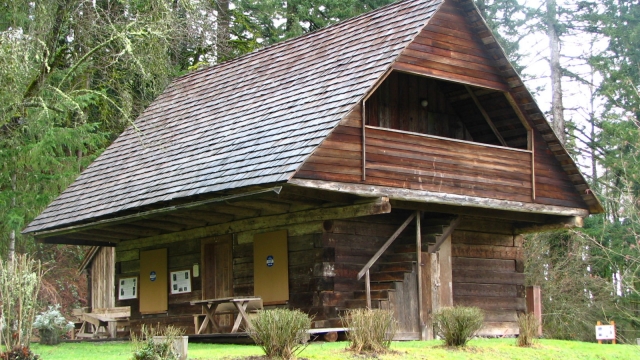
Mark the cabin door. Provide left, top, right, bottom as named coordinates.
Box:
left=202, top=235, right=233, bottom=328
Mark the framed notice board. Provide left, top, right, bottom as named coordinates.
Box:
left=118, top=276, right=138, bottom=300
left=170, top=269, right=192, bottom=295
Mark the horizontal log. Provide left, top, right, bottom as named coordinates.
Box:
left=453, top=269, right=524, bottom=285
left=288, top=179, right=589, bottom=217
left=452, top=231, right=514, bottom=246
left=452, top=256, right=516, bottom=272
left=452, top=243, right=522, bottom=260
left=118, top=197, right=391, bottom=251
left=515, top=216, right=583, bottom=233
left=454, top=296, right=526, bottom=311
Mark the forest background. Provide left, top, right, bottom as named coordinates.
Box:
left=1, top=0, right=638, bottom=342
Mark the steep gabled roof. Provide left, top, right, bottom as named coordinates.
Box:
left=24, top=0, right=601, bottom=235
left=24, top=0, right=444, bottom=233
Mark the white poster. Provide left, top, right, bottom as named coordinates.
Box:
left=119, top=277, right=138, bottom=300
left=595, top=325, right=615, bottom=340
left=170, top=270, right=192, bottom=294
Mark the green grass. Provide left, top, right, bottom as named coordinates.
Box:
left=29, top=338, right=639, bottom=359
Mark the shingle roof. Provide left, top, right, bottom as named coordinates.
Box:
left=24, top=0, right=444, bottom=233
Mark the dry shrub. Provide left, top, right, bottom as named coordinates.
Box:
left=248, top=309, right=311, bottom=360
left=433, top=306, right=484, bottom=347
left=0, top=255, right=42, bottom=351
left=517, top=313, right=539, bottom=347
left=342, top=309, right=396, bottom=354
left=131, top=324, right=184, bottom=360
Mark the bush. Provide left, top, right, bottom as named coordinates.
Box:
left=433, top=306, right=484, bottom=347
left=517, top=313, right=539, bottom=347
left=248, top=309, right=311, bottom=360
left=342, top=309, right=396, bottom=354
left=0, top=346, right=40, bottom=360
left=0, top=255, right=42, bottom=351
left=32, top=305, right=74, bottom=345
left=131, top=324, right=184, bottom=360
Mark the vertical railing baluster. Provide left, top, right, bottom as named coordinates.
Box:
left=366, top=270, right=371, bottom=309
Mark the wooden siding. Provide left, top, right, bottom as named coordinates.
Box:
left=364, top=127, right=533, bottom=202
left=451, top=220, right=525, bottom=336
left=91, top=247, right=115, bottom=309
left=393, top=1, right=510, bottom=92
left=533, top=129, right=588, bottom=208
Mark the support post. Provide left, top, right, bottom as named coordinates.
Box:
left=526, top=285, right=542, bottom=336
left=365, top=270, right=371, bottom=309
left=415, top=211, right=424, bottom=340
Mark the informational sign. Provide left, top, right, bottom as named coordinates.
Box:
left=170, top=270, right=192, bottom=295
left=150, top=271, right=157, bottom=282
left=595, top=325, right=616, bottom=340
left=266, top=255, right=274, bottom=267
left=118, top=277, right=138, bottom=300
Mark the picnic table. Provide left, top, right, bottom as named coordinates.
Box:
left=73, top=306, right=130, bottom=339
left=190, top=296, right=262, bottom=334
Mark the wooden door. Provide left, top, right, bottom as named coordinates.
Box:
left=202, top=235, right=233, bottom=328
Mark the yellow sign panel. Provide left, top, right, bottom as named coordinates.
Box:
left=254, top=230, right=289, bottom=304
left=139, top=248, right=168, bottom=314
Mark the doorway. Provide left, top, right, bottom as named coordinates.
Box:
left=201, top=235, right=233, bottom=328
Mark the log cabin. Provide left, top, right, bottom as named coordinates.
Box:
left=24, top=0, right=602, bottom=340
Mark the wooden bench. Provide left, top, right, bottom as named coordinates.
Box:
left=74, top=306, right=130, bottom=339
left=192, top=297, right=262, bottom=334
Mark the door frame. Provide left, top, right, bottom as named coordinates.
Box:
left=200, top=234, right=234, bottom=300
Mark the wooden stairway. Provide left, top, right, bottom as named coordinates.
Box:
left=343, top=215, right=456, bottom=339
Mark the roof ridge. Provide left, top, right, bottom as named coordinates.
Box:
left=175, top=0, right=418, bottom=81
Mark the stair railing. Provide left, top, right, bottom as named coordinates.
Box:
left=357, top=212, right=416, bottom=309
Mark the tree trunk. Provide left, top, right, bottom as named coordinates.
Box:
left=9, top=173, right=16, bottom=261
left=216, top=0, right=230, bottom=62
left=547, top=0, right=565, bottom=145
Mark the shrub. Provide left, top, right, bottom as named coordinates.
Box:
left=0, top=346, right=41, bottom=360
left=0, top=255, right=42, bottom=351
left=516, top=313, right=539, bottom=347
left=131, top=324, right=184, bottom=360
left=32, top=305, right=74, bottom=345
left=248, top=309, right=311, bottom=360
left=433, top=306, right=484, bottom=347
left=342, top=309, right=396, bottom=354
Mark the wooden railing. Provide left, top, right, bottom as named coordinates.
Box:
left=357, top=212, right=416, bottom=309
left=362, top=126, right=534, bottom=203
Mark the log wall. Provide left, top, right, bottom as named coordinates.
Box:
left=115, top=220, right=327, bottom=333
left=451, top=219, right=525, bottom=336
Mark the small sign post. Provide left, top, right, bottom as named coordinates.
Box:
left=595, top=321, right=616, bottom=344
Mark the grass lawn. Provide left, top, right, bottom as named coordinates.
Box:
left=29, top=338, right=639, bottom=359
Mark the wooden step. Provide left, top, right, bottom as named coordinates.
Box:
left=342, top=299, right=388, bottom=310
left=377, top=262, right=415, bottom=273
left=381, top=252, right=416, bottom=263
left=353, top=289, right=394, bottom=300
left=370, top=281, right=400, bottom=290
left=370, top=271, right=408, bottom=282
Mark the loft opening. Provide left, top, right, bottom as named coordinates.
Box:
left=364, top=71, right=529, bottom=150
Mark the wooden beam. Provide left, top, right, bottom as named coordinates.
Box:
left=118, top=197, right=391, bottom=251
left=416, top=211, right=424, bottom=340
left=428, top=217, right=461, bottom=253
left=515, top=216, right=583, bottom=233
left=38, top=237, right=118, bottom=247
left=391, top=200, right=548, bottom=223
left=503, top=92, right=532, bottom=131
left=465, top=85, right=507, bottom=146
left=358, top=212, right=416, bottom=280
left=29, top=186, right=283, bottom=238
left=288, top=179, right=590, bottom=217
